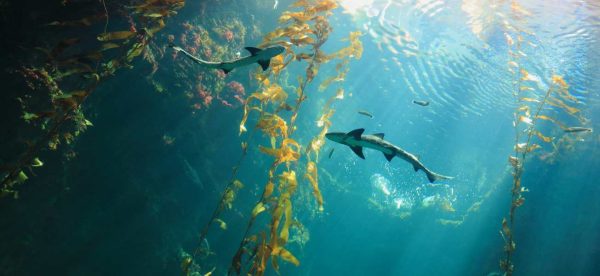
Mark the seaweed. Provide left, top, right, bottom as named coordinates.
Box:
left=0, top=0, right=185, bottom=198
left=183, top=1, right=362, bottom=275
left=498, top=3, right=588, bottom=274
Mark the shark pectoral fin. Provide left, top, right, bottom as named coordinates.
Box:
left=413, top=164, right=419, bottom=172
left=258, top=59, right=270, bottom=71
left=347, top=128, right=365, bottom=139
left=245, top=47, right=262, bottom=56
left=350, top=146, right=365, bottom=159
left=384, top=153, right=394, bottom=161
left=373, top=133, right=385, bottom=139
left=222, top=68, right=232, bottom=74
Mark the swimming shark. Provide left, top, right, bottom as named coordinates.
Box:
left=169, top=43, right=285, bottom=74
left=325, top=128, right=453, bottom=183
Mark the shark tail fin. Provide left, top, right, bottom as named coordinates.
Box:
left=425, top=171, right=453, bottom=183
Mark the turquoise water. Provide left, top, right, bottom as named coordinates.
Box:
left=0, top=0, right=599, bottom=275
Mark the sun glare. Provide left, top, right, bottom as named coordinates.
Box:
left=339, top=0, right=374, bottom=14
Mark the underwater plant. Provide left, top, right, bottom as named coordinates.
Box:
left=181, top=0, right=362, bottom=275
left=0, top=0, right=185, bottom=198
left=498, top=3, right=588, bottom=274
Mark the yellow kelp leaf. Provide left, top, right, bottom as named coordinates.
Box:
left=516, top=143, right=541, bottom=153
left=518, top=115, right=532, bottom=125
left=126, top=42, right=146, bottom=62
left=256, top=113, right=288, bottom=137
left=318, top=75, right=338, bottom=91
left=233, top=179, right=244, bottom=189
left=335, top=88, right=344, bottom=99
left=551, top=75, right=568, bottom=88
left=215, top=218, right=227, bottom=230
left=291, top=0, right=309, bottom=8
left=31, top=158, right=44, bottom=167
left=281, top=170, right=298, bottom=189
left=533, top=130, right=553, bottom=143
left=546, top=96, right=580, bottom=115
left=264, top=181, right=275, bottom=199
left=279, top=198, right=293, bottom=243
left=251, top=83, right=288, bottom=104
left=100, top=43, right=120, bottom=51
left=223, top=188, right=235, bottom=209
left=270, top=55, right=285, bottom=75
left=17, top=171, right=28, bottom=183
left=279, top=11, right=314, bottom=23
left=305, top=161, right=324, bottom=211
left=536, top=115, right=565, bottom=128
left=252, top=202, right=266, bottom=218
left=290, top=35, right=315, bottom=46
left=278, top=248, right=300, bottom=266
left=519, top=97, right=539, bottom=103
left=259, top=139, right=301, bottom=164
left=97, top=31, right=136, bottom=42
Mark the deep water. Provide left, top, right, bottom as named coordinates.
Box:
left=1, top=0, right=599, bottom=275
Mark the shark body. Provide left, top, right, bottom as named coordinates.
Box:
left=169, top=43, right=285, bottom=74
left=325, top=128, right=452, bottom=183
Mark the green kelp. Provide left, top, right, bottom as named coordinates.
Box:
left=182, top=0, right=362, bottom=275
left=498, top=3, right=587, bottom=274
left=0, top=0, right=185, bottom=198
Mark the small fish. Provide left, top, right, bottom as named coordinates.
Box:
left=358, top=110, right=373, bottom=118
left=564, top=127, right=593, bottom=133
left=413, top=100, right=430, bottom=106
left=328, top=148, right=335, bottom=159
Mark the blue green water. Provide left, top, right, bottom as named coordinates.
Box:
left=1, top=0, right=599, bottom=275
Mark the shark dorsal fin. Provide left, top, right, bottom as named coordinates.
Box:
left=245, top=47, right=262, bottom=56
left=347, top=128, right=364, bottom=139
left=384, top=153, right=394, bottom=161
left=373, top=133, right=385, bottom=139
left=350, top=146, right=365, bottom=159
left=258, top=59, right=270, bottom=71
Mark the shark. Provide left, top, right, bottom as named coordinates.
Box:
left=169, top=43, right=285, bottom=74
left=325, top=128, right=453, bottom=183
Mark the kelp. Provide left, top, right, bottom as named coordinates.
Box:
left=1, top=0, right=184, bottom=198
left=497, top=4, right=587, bottom=275
left=183, top=0, right=361, bottom=275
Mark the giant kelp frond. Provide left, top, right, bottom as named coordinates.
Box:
left=497, top=3, right=588, bottom=274
left=1, top=0, right=184, bottom=199
left=184, top=1, right=362, bottom=275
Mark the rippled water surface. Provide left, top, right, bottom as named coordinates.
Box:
left=1, top=0, right=599, bottom=275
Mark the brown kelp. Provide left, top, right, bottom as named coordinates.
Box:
left=0, top=0, right=185, bottom=198
left=498, top=2, right=587, bottom=274
left=182, top=1, right=362, bottom=275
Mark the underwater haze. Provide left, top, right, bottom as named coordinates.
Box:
left=1, top=0, right=599, bottom=275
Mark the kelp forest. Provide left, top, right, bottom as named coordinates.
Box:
left=0, top=0, right=597, bottom=275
